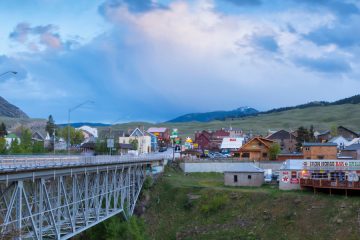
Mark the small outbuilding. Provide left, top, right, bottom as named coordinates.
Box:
left=224, top=164, right=264, bottom=187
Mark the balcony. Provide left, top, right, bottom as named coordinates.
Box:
left=300, top=178, right=360, bottom=190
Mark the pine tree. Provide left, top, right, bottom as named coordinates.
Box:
left=0, top=137, right=7, bottom=154
left=46, top=115, right=56, bottom=136
left=295, top=126, right=310, bottom=152
left=0, top=122, right=7, bottom=137
left=309, top=125, right=315, bottom=142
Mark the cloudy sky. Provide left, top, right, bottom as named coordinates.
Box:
left=0, top=0, right=360, bottom=123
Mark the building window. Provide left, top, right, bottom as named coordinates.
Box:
left=317, top=155, right=324, bottom=159
left=305, top=147, right=310, bottom=151
left=311, top=172, right=328, bottom=179
left=262, top=153, right=267, bottom=158
left=234, top=175, right=238, bottom=182
left=242, top=152, right=250, bottom=158
left=248, top=175, right=252, bottom=179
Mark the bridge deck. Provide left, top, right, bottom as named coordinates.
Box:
left=0, top=154, right=170, bottom=173
left=0, top=155, right=169, bottom=240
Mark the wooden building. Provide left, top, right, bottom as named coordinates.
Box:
left=279, top=159, right=360, bottom=195
left=238, top=137, right=275, bottom=161
left=194, top=129, right=230, bottom=151
left=339, top=144, right=360, bottom=160
left=266, top=130, right=297, bottom=153
left=337, top=126, right=359, bottom=141
left=302, top=142, right=337, bottom=159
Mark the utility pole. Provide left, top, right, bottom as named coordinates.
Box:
left=53, top=129, right=56, bottom=155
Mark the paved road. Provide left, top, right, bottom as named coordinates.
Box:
left=0, top=153, right=172, bottom=172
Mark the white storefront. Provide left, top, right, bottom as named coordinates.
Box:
left=279, top=159, right=360, bottom=190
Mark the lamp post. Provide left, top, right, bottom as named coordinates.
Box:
left=0, top=71, right=17, bottom=78
left=108, top=118, right=122, bottom=156
left=67, top=100, right=94, bottom=155
left=53, top=129, right=56, bottom=155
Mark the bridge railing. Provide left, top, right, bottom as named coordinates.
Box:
left=0, top=154, right=172, bottom=172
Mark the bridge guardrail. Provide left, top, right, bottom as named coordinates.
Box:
left=0, top=154, right=172, bottom=172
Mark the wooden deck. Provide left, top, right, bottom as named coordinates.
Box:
left=300, top=178, right=360, bottom=190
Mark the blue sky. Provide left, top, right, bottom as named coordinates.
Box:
left=0, top=0, right=360, bottom=123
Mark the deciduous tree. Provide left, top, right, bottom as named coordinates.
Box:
left=269, top=143, right=281, bottom=160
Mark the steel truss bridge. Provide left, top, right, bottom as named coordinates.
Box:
left=0, top=155, right=168, bottom=239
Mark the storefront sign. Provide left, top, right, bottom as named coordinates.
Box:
left=290, top=178, right=299, bottom=184
left=282, top=175, right=289, bottom=183
left=302, top=160, right=360, bottom=170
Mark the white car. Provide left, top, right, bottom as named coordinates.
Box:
left=264, top=174, right=272, bottom=183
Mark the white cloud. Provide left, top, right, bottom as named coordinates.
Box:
left=97, top=0, right=360, bottom=112
left=0, top=74, right=68, bottom=100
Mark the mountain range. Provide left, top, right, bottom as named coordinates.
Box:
left=167, top=94, right=360, bottom=123
left=0, top=96, right=28, bottom=118
left=167, top=107, right=259, bottom=123
left=1, top=94, right=360, bottom=125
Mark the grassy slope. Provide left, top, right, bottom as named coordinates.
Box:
left=2, top=103, right=360, bottom=138
left=0, top=116, right=46, bottom=128
left=143, top=166, right=360, bottom=240
left=103, top=104, right=360, bottom=138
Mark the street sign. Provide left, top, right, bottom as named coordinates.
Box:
left=171, top=129, right=178, bottom=138
left=107, top=139, right=114, bottom=148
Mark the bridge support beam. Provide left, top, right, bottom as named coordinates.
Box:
left=0, top=163, right=147, bottom=240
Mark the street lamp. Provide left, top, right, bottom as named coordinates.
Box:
left=108, top=118, right=123, bottom=156
left=67, top=100, right=95, bottom=155
left=0, top=71, right=17, bottom=78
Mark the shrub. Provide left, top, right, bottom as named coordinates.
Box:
left=200, top=193, right=229, bottom=215
left=142, top=176, right=153, bottom=190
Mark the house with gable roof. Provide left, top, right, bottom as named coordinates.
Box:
left=119, top=128, right=152, bottom=154
left=238, top=137, right=275, bottom=161
left=266, top=129, right=297, bottom=153
left=337, top=126, right=359, bottom=141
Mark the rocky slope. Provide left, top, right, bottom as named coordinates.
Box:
left=0, top=96, right=28, bottom=118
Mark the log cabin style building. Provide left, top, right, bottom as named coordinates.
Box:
left=238, top=137, right=275, bottom=161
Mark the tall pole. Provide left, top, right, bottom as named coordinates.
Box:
left=67, top=100, right=94, bottom=156
left=67, top=109, right=71, bottom=155
left=53, top=129, right=56, bottom=155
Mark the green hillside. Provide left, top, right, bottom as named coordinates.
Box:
left=104, top=103, right=360, bottom=138
left=78, top=166, right=360, bottom=240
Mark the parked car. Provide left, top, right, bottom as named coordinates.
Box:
left=209, top=152, right=226, bottom=158
left=159, top=146, right=167, bottom=152
left=264, top=174, right=272, bottom=183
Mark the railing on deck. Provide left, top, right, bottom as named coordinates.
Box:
left=300, top=178, right=360, bottom=189
left=0, top=154, right=172, bottom=172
